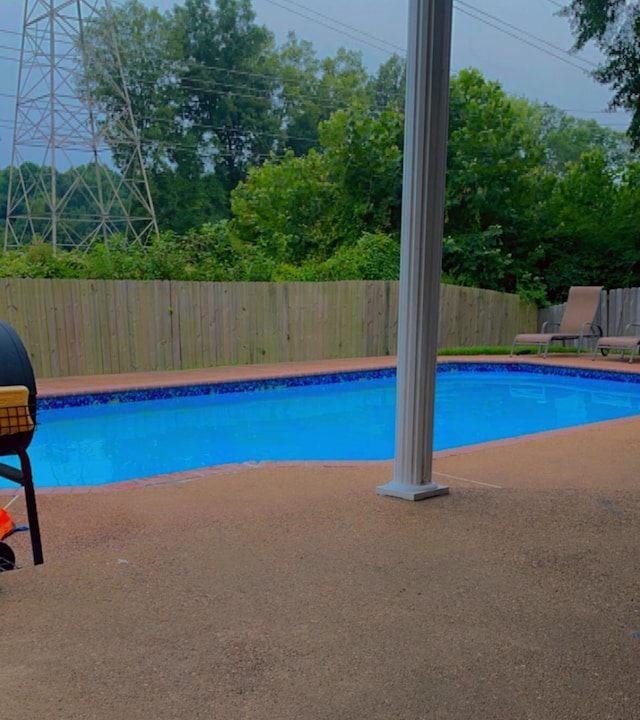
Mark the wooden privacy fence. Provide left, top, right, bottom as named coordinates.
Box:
left=538, top=287, right=640, bottom=344
left=0, top=278, right=536, bottom=378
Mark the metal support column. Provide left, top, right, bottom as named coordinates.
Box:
left=377, top=0, right=454, bottom=501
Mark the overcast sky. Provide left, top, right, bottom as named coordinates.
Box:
left=0, top=0, right=631, bottom=166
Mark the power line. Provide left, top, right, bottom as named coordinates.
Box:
left=62, top=2, right=599, bottom=115
left=2, top=59, right=626, bottom=128
left=260, top=0, right=597, bottom=76
left=0, top=0, right=607, bottom=80
left=259, top=0, right=405, bottom=53
left=455, top=0, right=597, bottom=68
left=13, top=72, right=372, bottom=115
left=560, top=108, right=628, bottom=115
left=5, top=136, right=279, bottom=162
left=0, top=31, right=627, bottom=125
left=0, top=0, right=630, bottom=144
left=0, top=71, right=628, bottom=133
left=454, top=6, right=592, bottom=74
left=258, top=0, right=399, bottom=56
left=0, top=1, right=611, bottom=90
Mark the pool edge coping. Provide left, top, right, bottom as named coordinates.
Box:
left=37, top=354, right=640, bottom=399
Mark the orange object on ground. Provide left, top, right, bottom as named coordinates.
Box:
left=0, top=507, right=15, bottom=540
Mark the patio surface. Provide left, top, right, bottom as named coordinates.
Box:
left=2, top=354, right=640, bottom=719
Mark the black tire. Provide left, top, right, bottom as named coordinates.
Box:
left=0, top=541, right=16, bottom=571
left=600, top=348, right=610, bottom=356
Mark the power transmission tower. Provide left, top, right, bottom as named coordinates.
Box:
left=4, top=0, right=158, bottom=252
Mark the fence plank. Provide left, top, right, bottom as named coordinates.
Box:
left=0, top=278, right=537, bottom=377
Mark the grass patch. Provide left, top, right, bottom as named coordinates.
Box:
left=438, top=345, right=580, bottom=356
left=438, top=346, right=511, bottom=356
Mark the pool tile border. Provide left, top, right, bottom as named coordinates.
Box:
left=37, top=360, right=640, bottom=410
left=439, top=361, right=640, bottom=384
left=37, top=368, right=397, bottom=410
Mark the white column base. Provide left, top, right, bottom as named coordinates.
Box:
left=376, top=480, right=450, bottom=501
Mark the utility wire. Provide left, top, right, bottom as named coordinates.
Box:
left=561, top=108, right=624, bottom=114
left=454, top=6, right=592, bottom=73
left=455, top=0, right=596, bottom=68
left=1, top=50, right=401, bottom=114
left=0, top=0, right=629, bottom=153
left=11, top=76, right=369, bottom=115
left=0, top=43, right=21, bottom=55
left=6, top=136, right=279, bottom=162
left=260, top=0, right=597, bottom=74
left=259, top=0, right=404, bottom=53
left=2, top=59, right=623, bottom=131
left=258, top=0, right=398, bottom=56
left=0, top=68, right=628, bottom=128
left=0, top=1, right=609, bottom=97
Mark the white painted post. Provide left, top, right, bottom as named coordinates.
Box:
left=377, top=0, right=454, bottom=501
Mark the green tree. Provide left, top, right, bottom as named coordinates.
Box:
left=539, top=150, right=640, bottom=299
left=78, top=0, right=379, bottom=232
left=275, top=37, right=374, bottom=156
left=445, top=69, right=545, bottom=238
left=229, top=104, right=403, bottom=266
left=319, top=105, right=404, bottom=242
left=171, top=0, right=280, bottom=192
left=275, top=232, right=400, bottom=281
left=443, top=69, right=550, bottom=298
left=563, top=1, right=640, bottom=148
left=79, top=0, right=210, bottom=229
left=79, top=0, right=179, bottom=171
left=79, top=0, right=280, bottom=230
left=526, top=102, right=631, bottom=171
left=316, top=48, right=372, bottom=112
left=230, top=149, right=337, bottom=264
left=367, top=54, right=406, bottom=110
left=442, top=226, right=514, bottom=292
left=275, top=34, right=324, bottom=156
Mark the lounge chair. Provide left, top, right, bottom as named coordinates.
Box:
left=593, top=323, right=640, bottom=363
left=510, top=285, right=604, bottom=358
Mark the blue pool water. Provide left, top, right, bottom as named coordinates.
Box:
left=4, top=363, right=640, bottom=488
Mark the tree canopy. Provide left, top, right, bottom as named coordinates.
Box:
left=563, top=0, right=640, bottom=148
left=1, top=0, right=639, bottom=306
left=77, top=0, right=380, bottom=231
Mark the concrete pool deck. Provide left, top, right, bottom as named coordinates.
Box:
left=2, top=354, right=640, bottom=719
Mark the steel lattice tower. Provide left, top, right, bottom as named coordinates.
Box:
left=4, top=0, right=158, bottom=252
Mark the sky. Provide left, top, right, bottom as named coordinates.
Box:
left=0, top=0, right=632, bottom=167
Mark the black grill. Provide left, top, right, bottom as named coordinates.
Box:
left=0, top=321, right=37, bottom=455
left=0, top=321, right=42, bottom=566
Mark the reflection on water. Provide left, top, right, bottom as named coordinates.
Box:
left=589, top=391, right=632, bottom=408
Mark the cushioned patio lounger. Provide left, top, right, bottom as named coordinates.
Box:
left=593, top=323, right=640, bottom=363
left=510, top=285, right=603, bottom=358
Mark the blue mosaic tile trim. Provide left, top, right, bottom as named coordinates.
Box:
left=436, top=362, right=640, bottom=384
left=37, top=367, right=398, bottom=410
left=37, top=361, right=640, bottom=411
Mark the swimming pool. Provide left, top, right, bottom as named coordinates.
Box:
left=5, top=362, right=640, bottom=489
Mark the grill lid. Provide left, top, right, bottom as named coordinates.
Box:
left=0, top=321, right=37, bottom=453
